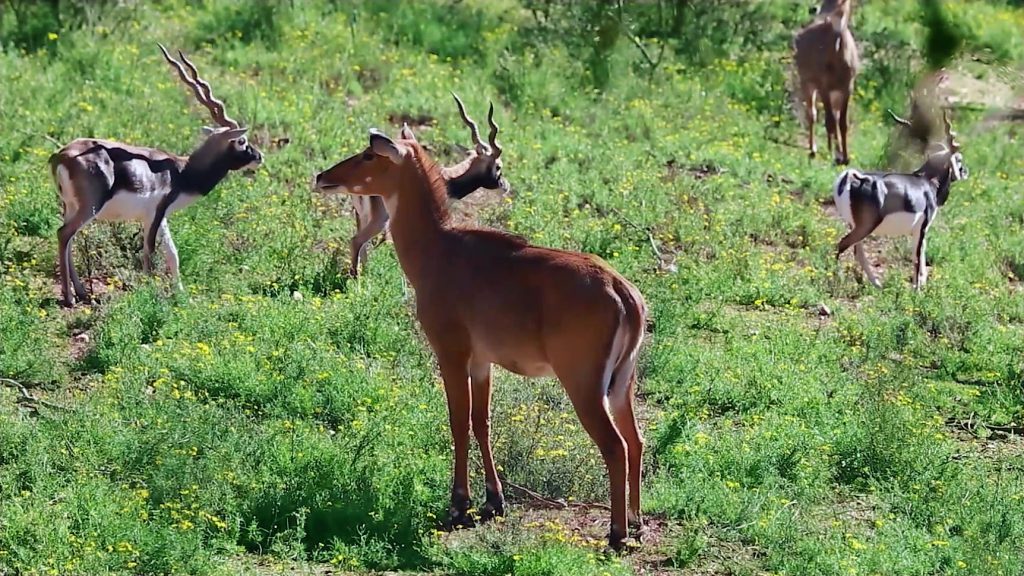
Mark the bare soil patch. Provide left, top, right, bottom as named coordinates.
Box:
left=51, top=271, right=125, bottom=307
left=388, top=112, right=436, bottom=129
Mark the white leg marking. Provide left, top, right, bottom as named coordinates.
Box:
left=159, top=221, right=183, bottom=290
left=854, top=243, right=881, bottom=288
left=913, top=217, right=932, bottom=289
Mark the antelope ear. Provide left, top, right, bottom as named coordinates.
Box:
left=399, top=122, right=417, bottom=141
left=201, top=126, right=217, bottom=136
left=369, top=128, right=406, bottom=164
left=219, top=127, right=248, bottom=140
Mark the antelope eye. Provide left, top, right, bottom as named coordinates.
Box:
left=362, top=151, right=374, bottom=161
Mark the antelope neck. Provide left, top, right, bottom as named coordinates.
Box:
left=440, top=156, right=480, bottom=200
left=935, top=167, right=954, bottom=207
left=177, top=154, right=233, bottom=196
left=386, top=149, right=453, bottom=287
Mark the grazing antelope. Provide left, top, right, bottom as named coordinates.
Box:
left=49, top=44, right=262, bottom=306
left=345, top=93, right=509, bottom=277
left=834, top=112, right=968, bottom=289
left=794, top=0, right=860, bottom=164
left=314, top=130, right=647, bottom=551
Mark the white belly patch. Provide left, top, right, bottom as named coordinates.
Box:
left=872, top=212, right=923, bottom=237
left=96, top=191, right=158, bottom=221
left=95, top=191, right=199, bottom=222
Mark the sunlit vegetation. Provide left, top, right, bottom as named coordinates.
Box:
left=1, top=1, right=1022, bottom=574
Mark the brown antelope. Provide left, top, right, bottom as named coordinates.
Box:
left=794, top=0, right=860, bottom=164
left=49, top=44, right=262, bottom=306
left=314, top=130, right=647, bottom=550
left=833, top=111, right=968, bottom=289
left=346, top=93, right=508, bottom=277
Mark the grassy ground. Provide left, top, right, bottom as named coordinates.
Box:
left=1, top=1, right=1023, bottom=574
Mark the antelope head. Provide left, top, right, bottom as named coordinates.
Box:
left=158, top=44, right=263, bottom=175
left=917, top=111, right=968, bottom=183
left=811, top=0, right=852, bottom=31
left=444, top=92, right=508, bottom=198
left=314, top=129, right=412, bottom=197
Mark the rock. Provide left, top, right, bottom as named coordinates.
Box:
left=817, top=303, right=832, bottom=318
left=291, top=291, right=303, bottom=301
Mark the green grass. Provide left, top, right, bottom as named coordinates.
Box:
left=1, top=0, right=1023, bottom=574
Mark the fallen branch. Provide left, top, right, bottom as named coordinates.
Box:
left=946, top=415, right=1024, bottom=438
left=608, top=207, right=678, bottom=273
left=0, top=377, right=72, bottom=412
left=505, top=481, right=611, bottom=511
left=13, top=126, right=62, bottom=148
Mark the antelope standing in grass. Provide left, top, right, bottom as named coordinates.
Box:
left=314, top=130, right=647, bottom=551
left=794, top=0, right=860, bottom=164
left=49, top=44, right=262, bottom=306
left=345, top=93, right=508, bottom=277
left=834, top=112, right=968, bottom=289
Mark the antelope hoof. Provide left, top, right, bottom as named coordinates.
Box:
left=808, top=149, right=817, bottom=160
left=479, top=489, right=506, bottom=522
left=606, top=527, right=628, bottom=554
left=835, top=155, right=850, bottom=166
left=446, top=494, right=475, bottom=530
left=629, top=520, right=646, bottom=543
left=446, top=508, right=475, bottom=530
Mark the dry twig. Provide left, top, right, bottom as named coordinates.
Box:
left=505, top=480, right=612, bottom=511
left=1, top=377, right=72, bottom=412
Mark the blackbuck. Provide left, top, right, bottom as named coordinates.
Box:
left=794, top=0, right=860, bottom=164
left=314, top=130, right=647, bottom=551
left=49, top=44, right=262, bottom=306
left=833, top=112, right=968, bottom=289
left=343, top=93, right=508, bottom=277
